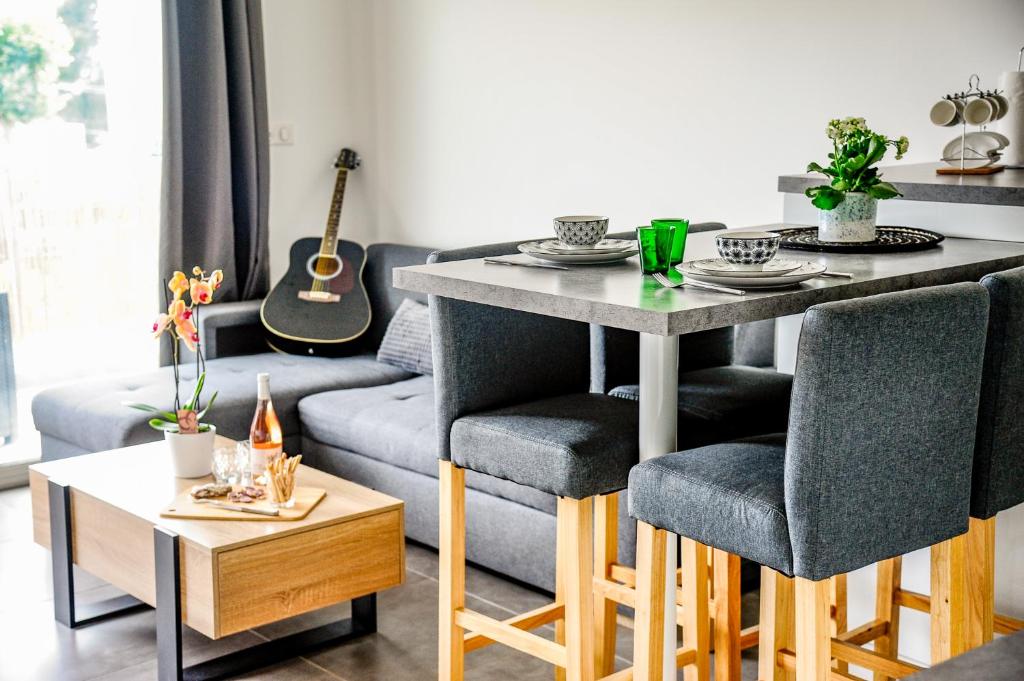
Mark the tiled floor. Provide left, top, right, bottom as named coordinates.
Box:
left=0, top=485, right=758, bottom=680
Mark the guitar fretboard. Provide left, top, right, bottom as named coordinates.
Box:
left=320, top=169, right=348, bottom=257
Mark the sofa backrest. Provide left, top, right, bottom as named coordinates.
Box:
left=357, top=243, right=438, bottom=353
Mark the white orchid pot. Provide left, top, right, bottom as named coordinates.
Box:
left=818, top=192, right=878, bottom=243
left=165, top=425, right=216, bottom=478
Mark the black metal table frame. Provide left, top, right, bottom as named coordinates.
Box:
left=48, top=479, right=377, bottom=681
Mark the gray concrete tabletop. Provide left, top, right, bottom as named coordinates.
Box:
left=778, top=163, right=1024, bottom=207
left=393, top=229, right=1024, bottom=336
left=909, top=630, right=1024, bottom=680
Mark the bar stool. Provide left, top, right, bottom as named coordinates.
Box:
left=871, top=266, right=1024, bottom=672
left=591, top=226, right=794, bottom=679
left=430, top=244, right=643, bottom=681
left=627, top=283, right=990, bottom=681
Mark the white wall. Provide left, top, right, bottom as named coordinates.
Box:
left=262, top=0, right=378, bottom=279
left=263, top=0, right=1024, bottom=277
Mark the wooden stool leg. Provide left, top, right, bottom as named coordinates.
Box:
left=634, top=521, right=668, bottom=681
left=555, top=516, right=567, bottom=681
left=829, top=573, right=848, bottom=675
left=712, top=549, right=741, bottom=681
left=593, top=493, right=619, bottom=677
left=967, top=516, right=995, bottom=649
left=931, top=534, right=968, bottom=664
left=559, top=497, right=595, bottom=681
left=873, top=557, right=902, bottom=681
left=758, top=567, right=795, bottom=681
left=438, top=461, right=466, bottom=681
left=681, top=537, right=711, bottom=681
left=794, top=577, right=831, bottom=681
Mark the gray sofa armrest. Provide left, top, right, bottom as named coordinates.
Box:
left=198, top=300, right=266, bottom=359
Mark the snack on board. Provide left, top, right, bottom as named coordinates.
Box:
left=266, top=454, right=301, bottom=504
left=189, top=483, right=232, bottom=500
left=227, top=486, right=265, bottom=504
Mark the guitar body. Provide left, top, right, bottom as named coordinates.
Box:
left=260, top=238, right=371, bottom=356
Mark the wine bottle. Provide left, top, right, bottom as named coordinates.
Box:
left=249, top=372, right=283, bottom=478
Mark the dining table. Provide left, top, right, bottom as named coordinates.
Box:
left=394, top=226, right=1024, bottom=677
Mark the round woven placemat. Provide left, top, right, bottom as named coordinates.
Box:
left=776, top=226, right=945, bottom=253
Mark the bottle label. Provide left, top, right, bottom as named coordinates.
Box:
left=250, top=445, right=282, bottom=477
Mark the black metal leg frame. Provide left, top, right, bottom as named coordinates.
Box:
left=48, top=480, right=150, bottom=627
left=48, top=479, right=378, bottom=681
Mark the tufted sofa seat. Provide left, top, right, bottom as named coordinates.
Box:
left=32, top=352, right=413, bottom=460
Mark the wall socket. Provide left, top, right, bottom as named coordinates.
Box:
left=269, top=123, right=294, bottom=145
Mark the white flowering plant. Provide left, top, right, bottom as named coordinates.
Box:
left=805, top=117, right=909, bottom=210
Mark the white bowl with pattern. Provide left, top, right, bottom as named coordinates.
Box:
left=553, top=216, right=609, bottom=248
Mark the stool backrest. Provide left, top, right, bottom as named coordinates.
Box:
left=784, top=283, right=989, bottom=580
left=973, top=267, right=1024, bottom=518
left=429, top=243, right=591, bottom=461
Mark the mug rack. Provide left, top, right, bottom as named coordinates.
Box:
left=934, top=74, right=1006, bottom=175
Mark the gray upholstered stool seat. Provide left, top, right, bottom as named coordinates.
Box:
left=629, top=438, right=791, bottom=573
left=609, top=365, right=793, bottom=448
left=451, top=393, right=639, bottom=499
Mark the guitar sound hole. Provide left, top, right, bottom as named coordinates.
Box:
left=306, top=253, right=344, bottom=281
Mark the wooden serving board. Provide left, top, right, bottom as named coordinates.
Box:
left=160, top=486, right=327, bottom=521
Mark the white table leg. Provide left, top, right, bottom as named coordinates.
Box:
left=639, top=332, right=679, bottom=679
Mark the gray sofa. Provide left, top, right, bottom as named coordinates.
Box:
left=32, top=238, right=786, bottom=591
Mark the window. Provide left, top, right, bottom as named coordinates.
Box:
left=0, top=0, right=162, bottom=465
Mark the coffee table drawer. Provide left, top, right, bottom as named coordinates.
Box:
left=215, top=508, right=404, bottom=636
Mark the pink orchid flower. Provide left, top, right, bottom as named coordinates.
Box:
left=190, top=278, right=214, bottom=305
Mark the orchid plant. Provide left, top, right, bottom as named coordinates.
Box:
left=125, top=266, right=223, bottom=434
left=805, top=117, right=909, bottom=210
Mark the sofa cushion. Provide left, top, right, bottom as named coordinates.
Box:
left=451, top=394, right=639, bottom=500
left=609, top=365, right=793, bottom=449
left=376, top=299, right=433, bottom=375
left=628, top=438, right=793, bottom=575
left=299, top=376, right=437, bottom=476
left=33, top=352, right=413, bottom=456
left=298, top=377, right=557, bottom=513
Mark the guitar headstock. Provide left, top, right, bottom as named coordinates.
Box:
left=335, top=148, right=361, bottom=171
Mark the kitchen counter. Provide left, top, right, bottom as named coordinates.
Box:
left=778, top=162, right=1024, bottom=207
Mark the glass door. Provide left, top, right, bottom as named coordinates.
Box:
left=0, top=0, right=162, bottom=470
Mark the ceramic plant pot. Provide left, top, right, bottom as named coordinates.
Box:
left=165, top=425, right=216, bottom=478
left=818, top=192, right=877, bottom=243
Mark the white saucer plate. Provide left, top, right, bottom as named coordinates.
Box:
left=678, top=261, right=826, bottom=288
left=687, top=258, right=805, bottom=278
left=519, top=242, right=637, bottom=264
left=942, top=132, right=1005, bottom=169
left=533, top=238, right=636, bottom=254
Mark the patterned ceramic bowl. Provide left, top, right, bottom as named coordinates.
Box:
left=714, top=231, right=781, bottom=270
left=553, top=216, right=609, bottom=248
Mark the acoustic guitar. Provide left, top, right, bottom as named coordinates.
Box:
left=261, top=148, right=371, bottom=356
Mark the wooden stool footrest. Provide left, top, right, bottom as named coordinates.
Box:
left=778, top=637, right=922, bottom=679
left=455, top=608, right=567, bottom=668
left=996, top=613, right=1024, bottom=635
left=837, top=618, right=888, bottom=645
left=462, top=602, right=564, bottom=653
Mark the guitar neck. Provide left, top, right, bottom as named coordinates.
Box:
left=320, top=168, right=348, bottom=257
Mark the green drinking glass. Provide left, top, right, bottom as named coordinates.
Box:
left=651, top=218, right=690, bottom=265
left=636, top=224, right=676, bottom=274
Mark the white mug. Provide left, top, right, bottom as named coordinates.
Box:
left=929, top=99, right=961, bottom=127
left=964, top=98, right=994, bottom=126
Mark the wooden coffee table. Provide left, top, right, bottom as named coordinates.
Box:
left=29, top=438, right=405, bottom=681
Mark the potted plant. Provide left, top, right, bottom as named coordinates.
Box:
left=805, top=117, right=909, bottom=243
left=126, top=266, right=222, bottom=478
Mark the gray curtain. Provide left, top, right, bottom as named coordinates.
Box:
left=160, top=0, right=270, bottom=312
